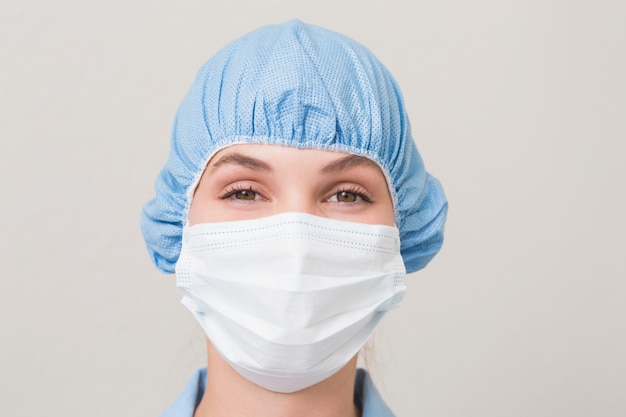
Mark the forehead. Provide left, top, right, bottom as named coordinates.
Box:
left=207, top=143, right=380, bottom=168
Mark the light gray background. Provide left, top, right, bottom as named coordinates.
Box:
left=1, top=0, right=624, bottom=416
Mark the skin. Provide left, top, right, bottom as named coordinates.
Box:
left=187, top=144, right=396, bottom=417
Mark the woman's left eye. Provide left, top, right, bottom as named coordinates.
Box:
left=328, top=188, right=372, bottom=203
left=335, top=191, right=358, bottom=202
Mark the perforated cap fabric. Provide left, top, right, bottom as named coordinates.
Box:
left=141, top=20, right=447, bottom=274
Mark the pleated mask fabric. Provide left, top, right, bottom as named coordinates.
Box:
left=141, top=19, right=448, bottom=274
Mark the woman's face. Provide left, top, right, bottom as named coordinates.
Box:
left=188, top=144, right=395, bottom=227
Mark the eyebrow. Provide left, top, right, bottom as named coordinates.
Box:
left=209, top=153, right=273, bottom=173
left=208, top=151, right=379, bottom=174
left=320, top=154, right=380, bottom=174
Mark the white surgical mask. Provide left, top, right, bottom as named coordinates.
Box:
left=176, top=212, right=406, bottom=393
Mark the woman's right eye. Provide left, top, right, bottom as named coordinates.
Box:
left=219, top=185, right=262, bottom=201
left=233, top=189, right=257, bottom=200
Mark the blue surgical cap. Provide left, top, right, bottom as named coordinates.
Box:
left=141, top=20, right=447, bottom=274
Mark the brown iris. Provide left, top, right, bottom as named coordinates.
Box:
left=336, top=191, right=357, bottom=203
left=235, top=189, right=256, bottom=200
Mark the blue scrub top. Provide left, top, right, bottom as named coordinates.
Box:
left=159, top=368, right=396, bottom=417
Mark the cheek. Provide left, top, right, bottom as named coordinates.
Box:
left=187, top=196, right=208, bottom=225
left=384, top=206, right=397, bottom=227
left=373, top=199, right=396, bottom=227
left=188, top=195, right=240, bottom=225
left=359, top=171, right=396, bottom=227
left=369, top=180, right=396, bottom=227
left=187, top=177, right=219, bottom=225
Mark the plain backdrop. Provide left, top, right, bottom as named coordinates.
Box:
left=1, top=0, right=625, bottom=416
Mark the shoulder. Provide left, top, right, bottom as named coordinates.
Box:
left=158, top=368, right=206, bottom=417
left=356, top=369, right=396, bottom=417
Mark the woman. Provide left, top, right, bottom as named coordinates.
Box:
left=142, top=20, right=447, bottom=417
